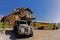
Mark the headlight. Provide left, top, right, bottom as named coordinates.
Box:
left=20, top=27, right=25, bottom=33
left=18, top=27, right=25, bottom=33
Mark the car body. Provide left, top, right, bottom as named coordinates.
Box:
left=14, top=20, right=33, bottom=36
left=33, top=21, right=58, bottom=30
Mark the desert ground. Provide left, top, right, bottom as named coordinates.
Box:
left=0, top=29, right=60, bottom=40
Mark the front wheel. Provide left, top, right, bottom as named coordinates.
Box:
left=29, top=34, right=33, bottom=37
left=13, top=26, right=18, bottom=34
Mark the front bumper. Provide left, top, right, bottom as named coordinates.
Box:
left=18, top=28, right=33, bottom=35
left=18, top=31, right=31, bottom=35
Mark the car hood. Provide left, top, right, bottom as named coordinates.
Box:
left=19, top=24, right=29, bottom=27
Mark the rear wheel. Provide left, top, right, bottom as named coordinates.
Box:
left=38, top=26, right=44, bottom=30
left=52, top=28, right=55, bottom=30
left=56, top=27, right=58, bottom=29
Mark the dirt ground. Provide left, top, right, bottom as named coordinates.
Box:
left=0, top=29, right=60, bottom=40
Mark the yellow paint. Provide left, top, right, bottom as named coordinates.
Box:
left=33, top=22, right=55, bottom=29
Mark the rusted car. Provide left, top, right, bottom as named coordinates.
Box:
left=13, top=20, right=33, bottom=37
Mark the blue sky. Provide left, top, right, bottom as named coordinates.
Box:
left=0, top=0, right=60, bottom=23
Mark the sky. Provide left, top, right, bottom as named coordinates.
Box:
left=0, top=0, right=60, bottom=23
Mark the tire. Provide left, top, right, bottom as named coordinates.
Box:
left=56, top=27, right=58, bottom=29
left=29, top=34, right=33, bottom=37
left=29, top=30, right=33, bottom=37
left=52, top=27, right=58, bottom=30
left=38, top=26, right=44, bottom=30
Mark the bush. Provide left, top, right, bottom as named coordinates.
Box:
left=0, top=22, right=9, bottom=28
left=0, top=22, right=4, bottom=28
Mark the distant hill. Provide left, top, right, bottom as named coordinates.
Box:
left=0, top=15, right=4, bottom=21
